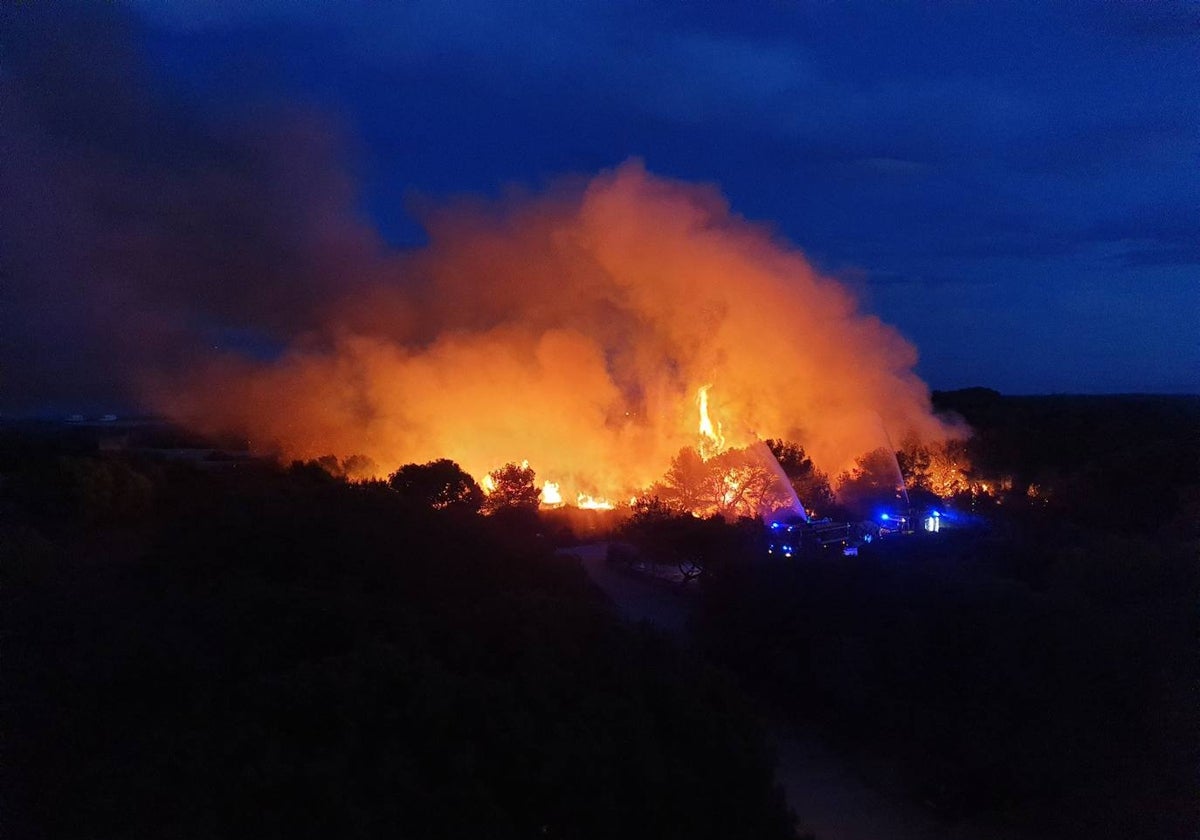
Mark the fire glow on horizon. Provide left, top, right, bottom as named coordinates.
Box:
left=154, top=162, right=961, bottom=504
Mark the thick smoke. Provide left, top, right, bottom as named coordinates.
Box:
left=154, top=162, right=958, bottom=497
left=0, top=4, right=377, bottom=411
left=2, top=5, right=958, bottom=498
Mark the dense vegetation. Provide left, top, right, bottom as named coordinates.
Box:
left=932, top=388, right=1200, bottom=535
left=693, top=392, right=1199, bottom=839
left=4, top=391, right=1197, bottom=839
left=2, top=439, right=793, bottom=839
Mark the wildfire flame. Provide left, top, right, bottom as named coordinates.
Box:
left=156, top=162, right=963, bottom=503
left=696, top=384, right=726, bottom=460
left=576, top=493, right=615, bottom=510
left=541, top=480, right=563, bottom=506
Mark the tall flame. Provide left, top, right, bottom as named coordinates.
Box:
left=696, top=384, right=726, bottom=460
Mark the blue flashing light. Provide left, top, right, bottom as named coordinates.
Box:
left=880, top=513, right=890, bottom=521
left=932, top=510, right=941, bottom=517
left=770, top=522, right=782, bottom=529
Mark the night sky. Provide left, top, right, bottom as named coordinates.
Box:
left=3, top=1, right=1198, bottom=409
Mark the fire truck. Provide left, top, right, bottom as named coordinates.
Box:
left=765, top=514, right=860, bottom=558
left=766, top=508, right=945, bottom=559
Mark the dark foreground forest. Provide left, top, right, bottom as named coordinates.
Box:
left=695, top=391, right=1198, bottom=839
left=3, top=391, right=1198, bottom=839
left=3, top=458, right=792, bottom=839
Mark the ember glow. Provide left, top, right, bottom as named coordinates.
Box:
left=153, top=162, right=960, bottom=503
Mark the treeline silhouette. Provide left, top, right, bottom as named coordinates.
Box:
left=933, top=389, right=1200, bottom=535
left=3, top=443, right=794, bottom=839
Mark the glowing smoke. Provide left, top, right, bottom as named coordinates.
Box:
left=152, top=161, right=960, bottom=501
left=0, top=8, right=958, bottom=498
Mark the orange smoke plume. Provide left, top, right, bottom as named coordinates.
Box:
left=152, top=161, right=959, bottom=500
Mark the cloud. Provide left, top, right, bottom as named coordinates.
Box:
left=1088, top=203, right=1200, bottom=267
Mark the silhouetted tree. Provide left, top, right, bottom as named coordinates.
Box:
left=388, top=459, right=483, bottom=513
left=652, top=445, right=802, bottom=519
left=836, top=447, right=907, bottom=516
left=341, top=453, right=378, bottom=479
left=708, top=448, right=792, bottom=519
left=651, top=446, right=720, bottom=512
left=622, top=503, right=757, bottom=583
left=628, top=494, right=675, bottom=524
left=765, top=439, right=837, bottom=514
left=481, top=461, right=540, bottom=514
left=288, top=459, right=344, bottom=484
left=305, top=453, right=379, bottom=480
left=314, top=454, right=345, bottom=477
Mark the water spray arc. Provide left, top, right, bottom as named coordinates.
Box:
left=695, top=383, right=808, bottom=521
left=876, top=413, right=911, bottom=510
left=752, top=438, right=809, bottom=522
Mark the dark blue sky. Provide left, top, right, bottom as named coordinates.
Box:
left=5, top=2, right=1198, bottom=400
left=139, top=0, right=1200, bottom=394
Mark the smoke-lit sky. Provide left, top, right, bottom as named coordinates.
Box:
left=3, top=1, right=1198, bottom=411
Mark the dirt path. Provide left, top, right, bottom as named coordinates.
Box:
left=567, top=543, right=1029, bottom=840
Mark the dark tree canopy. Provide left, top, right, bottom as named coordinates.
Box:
left=649, top=444, right=801, bottom=519
left=302, top=453, right=379, bottom=479
left=482, top=461, right=540, bottom=514
left=835, top=447, right=908, bottom=516
left=653, top=446, right=720, bottom=513
left=3, top=448, right=796, bottom=840
left=622, top=501, right=758, bottom=583
left=388, top=458, right=483, bottom=513
left=764, top=439, right=837, bottom=514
